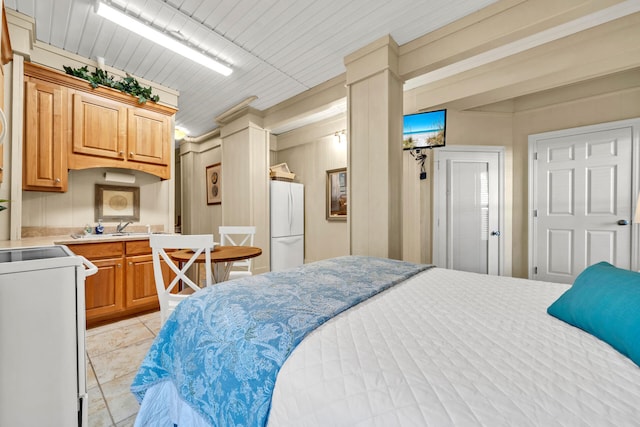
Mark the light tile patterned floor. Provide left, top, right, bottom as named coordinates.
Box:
left=86, top=311, right=160, bottom=427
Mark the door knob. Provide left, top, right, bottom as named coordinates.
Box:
left=618, top=219, right=629, bottom=225
left=491, top=230, right=501, bottom=236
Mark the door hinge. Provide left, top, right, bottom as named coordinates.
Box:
left=533, top=209, right=537, bottom=217
left=534, top=266, right=538, bottom=275
left=534, top=152, right=538, bottom=160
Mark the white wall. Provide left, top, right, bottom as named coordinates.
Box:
left=21, top=168, right=172, bottom=234
left=274, top=115, right=348, bottom=263
left=178, top=137, right=222, bottom=236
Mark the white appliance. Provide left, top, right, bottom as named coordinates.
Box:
left=270, top=180, right=304, bottom=271
left=0, top=245, right=97, bottom=427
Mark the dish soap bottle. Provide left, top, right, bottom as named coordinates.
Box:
left=95, top=220, right=104, bottom=235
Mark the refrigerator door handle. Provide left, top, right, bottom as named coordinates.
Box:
left=288, top=188, right=293, bottom=230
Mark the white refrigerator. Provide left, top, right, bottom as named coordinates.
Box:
left=270, top=180, right=304, bottom=271
left=0, top=245, right=97, bottom=427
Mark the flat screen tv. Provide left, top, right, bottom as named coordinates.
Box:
left=403, top=109, right=446, bottom=150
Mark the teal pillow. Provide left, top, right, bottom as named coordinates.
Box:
left=547, top=261, right=640, bottom=367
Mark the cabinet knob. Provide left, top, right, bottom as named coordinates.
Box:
left=117, top=263, right=122, bottom=268
left=55, top=178, right=61, bottom=183
left=119, top=151, right=124, bottom=156
left=129, top=152, right=134, bottom=157
left=129, top=261, right=133, bottom=266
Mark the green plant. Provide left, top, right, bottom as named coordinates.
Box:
left=0, top=199, right=8, bottom=212
left=63, top=65, right=160, bottom=104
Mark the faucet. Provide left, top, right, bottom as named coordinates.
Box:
left=116, top=220, right=133, bottom=233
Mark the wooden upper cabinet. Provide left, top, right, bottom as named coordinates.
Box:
left=72, top=93, right=170, bottom=168
left=23, top=62, right=176, bottom=184
left=72, top=92, right=127, bottom=160
left=127, top=107, right=170, bottom=166
left=23, top=78, right=67, bottom=191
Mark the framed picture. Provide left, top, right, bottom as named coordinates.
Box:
left=206, top=163, right=222, bottom=205
left=326, top=167, right=347, bottom=221
left=95, top=184, right=140, bottom=221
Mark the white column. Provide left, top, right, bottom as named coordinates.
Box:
left=345, top=35, right=403, bottom=259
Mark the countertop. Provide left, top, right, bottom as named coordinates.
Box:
left=0, top=233, right=156, bottom=249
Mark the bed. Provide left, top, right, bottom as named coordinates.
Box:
left=131, top=256, right=640, bottom=426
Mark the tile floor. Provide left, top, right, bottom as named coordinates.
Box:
left=86, top=311, right=161, bottom=427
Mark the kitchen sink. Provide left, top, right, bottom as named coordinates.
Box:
left=70, top=232, right=152, bottom=239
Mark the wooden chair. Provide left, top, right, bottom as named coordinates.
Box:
left=150, top=234, right=214, bottom=325
left=218, top=226, right=256, bottom=280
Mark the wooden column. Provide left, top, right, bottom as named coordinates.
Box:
left=345, top=35, right=403, bottom=259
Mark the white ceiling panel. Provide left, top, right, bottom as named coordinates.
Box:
left=8, top=0, right=499, bottom=136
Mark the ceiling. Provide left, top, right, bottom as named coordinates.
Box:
left=5, top=0, right=497, bottom=137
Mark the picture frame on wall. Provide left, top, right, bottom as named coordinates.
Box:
left=95, top=184, right=140, bottom=221
left=206, top=163, right=222, bottom=205
left=326, top=167, right=347, bottom=221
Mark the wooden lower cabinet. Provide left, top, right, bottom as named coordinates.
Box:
left=125, top=252, right=178, bottom=312
left=85, top=257, right=124, bottom=319
left=126, top=254, right=163, bottom=309
left=68, top=239, right=165, bottom=327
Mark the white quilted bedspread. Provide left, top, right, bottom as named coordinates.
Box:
left=267, top=268, right=640, bottom=426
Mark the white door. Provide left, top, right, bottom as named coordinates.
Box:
left=530, top=126, right=633, bottom=283
left=433, top=147, right=503, bottom=275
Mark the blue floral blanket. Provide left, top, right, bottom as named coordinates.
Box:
left=131, top=255, right=431, bottom=426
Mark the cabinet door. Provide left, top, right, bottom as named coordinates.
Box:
left=125, top=254, right=157, bottom=309
left=72, top=92, right=127, bottom=160
left=125, top=253, right=176, bottom=309
left=23, top=80, right=67, bottom=191
left=85, top=257, right=124, bottom=320
left=127, top=108, right=170, bottom=165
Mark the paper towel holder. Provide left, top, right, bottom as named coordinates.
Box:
left=104, top=171, right=136, bottom=184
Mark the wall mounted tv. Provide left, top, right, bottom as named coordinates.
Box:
left=403, top=109, right=446, bottom=150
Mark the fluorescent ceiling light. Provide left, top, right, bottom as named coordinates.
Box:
left=95, top=1, right=232, bottom=76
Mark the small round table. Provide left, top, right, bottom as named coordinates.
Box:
left=170, top=245, right=262, bottom=283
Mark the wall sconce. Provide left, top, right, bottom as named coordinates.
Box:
left=104, top=171, right=136, bottom=184
left=334, top=130, right=346, bottom=144
left=174, top=127, right=188, bottom=141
